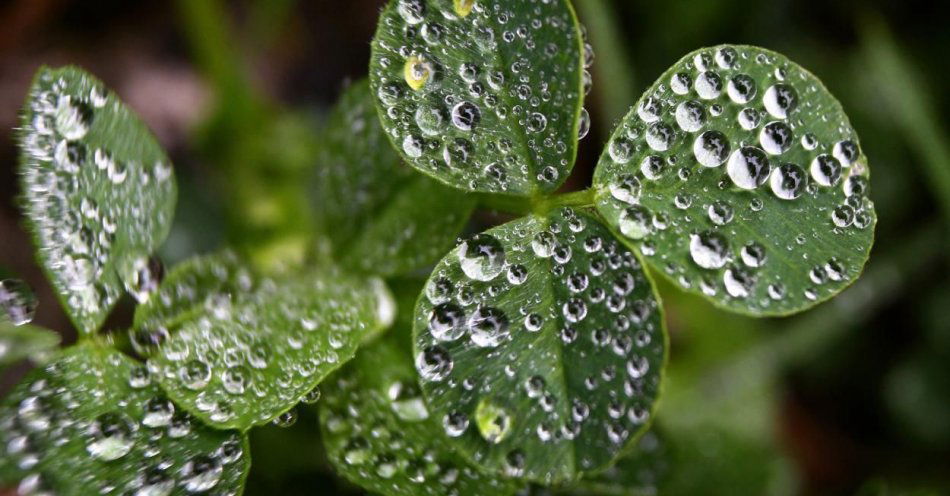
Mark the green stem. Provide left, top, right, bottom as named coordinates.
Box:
left=177, top=0, right=263, bottom=137
left=861, top=18, right=950, bottom=229
left=573, top=0, right=637, bottom=132
left=475, top=193, right=533, bottom=216
left=476, top=188, right=597, bottom=216
left=533, top=188, right=596, bottom=214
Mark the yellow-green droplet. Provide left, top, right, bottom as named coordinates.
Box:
left=454, top=0, right=475, bottom=18
left=475, top=398, right=511, bottom=444
left=404, top=56, right=431, bottom=91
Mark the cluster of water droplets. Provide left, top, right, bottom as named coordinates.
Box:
left=1, top=279, right=38, bottom=327
left=0, top=349, right=245, bottom=495
left=18, top=69, right=175, bottom=332
left=145, top=256, right=391, bottom=427
left=597, top=45, right=874, bottom=312
left=372, top=0, right=583, bottom=193
left=414, top=207, right=664, bottom=482
left=320, top=345, right=515, bottom=495
left=0, top=279, right=47, bottom=366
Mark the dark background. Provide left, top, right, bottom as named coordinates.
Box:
left=1, top=0, right=948, bottom=494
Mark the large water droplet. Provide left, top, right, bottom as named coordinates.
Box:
left=429, top=303, right=466, bottom=342
left=693, top=130, right=730, bottom=167
left=727, top=146, right=770, bottom=189
left=416, top=346, right=453, bottom=381
left=763, top=83, right=798, bottom=119
left=0, top=279, right=37, bottom=325
left=86, top=412, right=135, bottom=461
left=458, top=234, right=505, bottom=281
left=475, top=399, right=511, bottom=444
left=468, top=306, right=510, bottom=348
left=689, top=231, right=730, bottom=269
left=769, top=163, right=807, bottom=200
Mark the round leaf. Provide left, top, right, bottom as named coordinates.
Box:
left=320, top=338, right=521, bottom=496
left=0, top=345, right=249, bottom=495
left=370, top=0, right=585, bottom=195
left=314, top=80, right=475, bottom=276
left=132, top=251, right=251, bottom=332
left=413, top=207, right=667, bottom=484
left=532, top=430, right=667, bottom=496
left=593, top=45, right=875, bottom=316
left=17, top=66, right=177, bottom=334
left=148, top=267, right=394, bottom=430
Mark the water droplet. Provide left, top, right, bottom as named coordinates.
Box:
left=609, top=174, right=641, bottom=204
left=707, top=201, right=733, bottom=225
left=769, top=163, right=807, bottom=200
left=618, top=206, right=652, bottom=239
left=609, top=137, right=634, bottom=164
left=738, top=107, right=762, bottom=130
left=645, top=122, right=675, bottom=152
left=429, top=303, right=466, bottom=342
left=759, top=121, right=793, bottom=155
left=763, top=83, right=798, bottom=119
left=670, top=72, right=691, bottom=95
left=832, top=204, right=854, bottom=227
left=693, top=130, right=730, bottom=167
left=86, top=412, right=135, bottom=461
left=403, top=55, right=433, bottom=91
left=689, top=231, right=730, bottom=269
left=451, top=101, right=481, bottom=131
left=468, top=307, right=510, bottom=348
left=832, top=140, right=859, bottom=167
left=844, top=175, right=868, bottom=197
left=54, top=95, right=93, bottom=140
left=726, top=74, right=756, bottom=104
left=458, top=234, right=505, bottom=281
left=727, top=146, right=770, bottom=189
left=640, top=155, right=664, bottom=180
left=387, top=381, right=429, bottom=421
left=475, top=399, right=511, bottom=444
left=723, top=267, right=754, bottom=298
left=809, top=154, right=841, bottom=187
left=180, top=360, right=211, bottom=390
left=695, top=71, right=723, bottom=99
left=674, top=100, right=706, bottom=132
left=181, top=455, right=223, bottom=492
left=453, top=0, right=474, bottom=17
left=416, top=346, right=453, bottom=381
left=443, top=411, right=469, bottom=437
left=577, top=108, right=591, bottom=140
left=0, top=279, right=37, bottom=325
left=414, top=105, right=445, bottom=136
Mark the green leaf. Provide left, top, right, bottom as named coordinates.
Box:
left=17, top=66, right=177, bottom=334
left=413, top=207, right=667, bottom=484
left=319, top=337, right=522, bottom=496
left=539, top=430, right=667, bottom=496
left=369, top=0, right=585, bottom=195
left=132, top=251, right=251, bottom=333
left=148, top=267, right=394, bottom=430
left=314, top=80, right=475, bottom=277
left=0, top=344, right=249, bottom=495
left=592, top=45, right=876, bottom=316
left=0, top=322, right=60, bottom=372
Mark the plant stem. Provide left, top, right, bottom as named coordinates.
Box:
left=475, top=193, right=534, bottom=216
left=475, top=188, right=597, bottom=216
left=573, top=0, right=637, bottom=132
left=861, top=18, right=950, bottom=229
left=537, top=188, right=596, bottom=210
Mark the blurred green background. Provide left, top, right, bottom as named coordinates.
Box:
left=0, top=0, right=948, bottom=494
